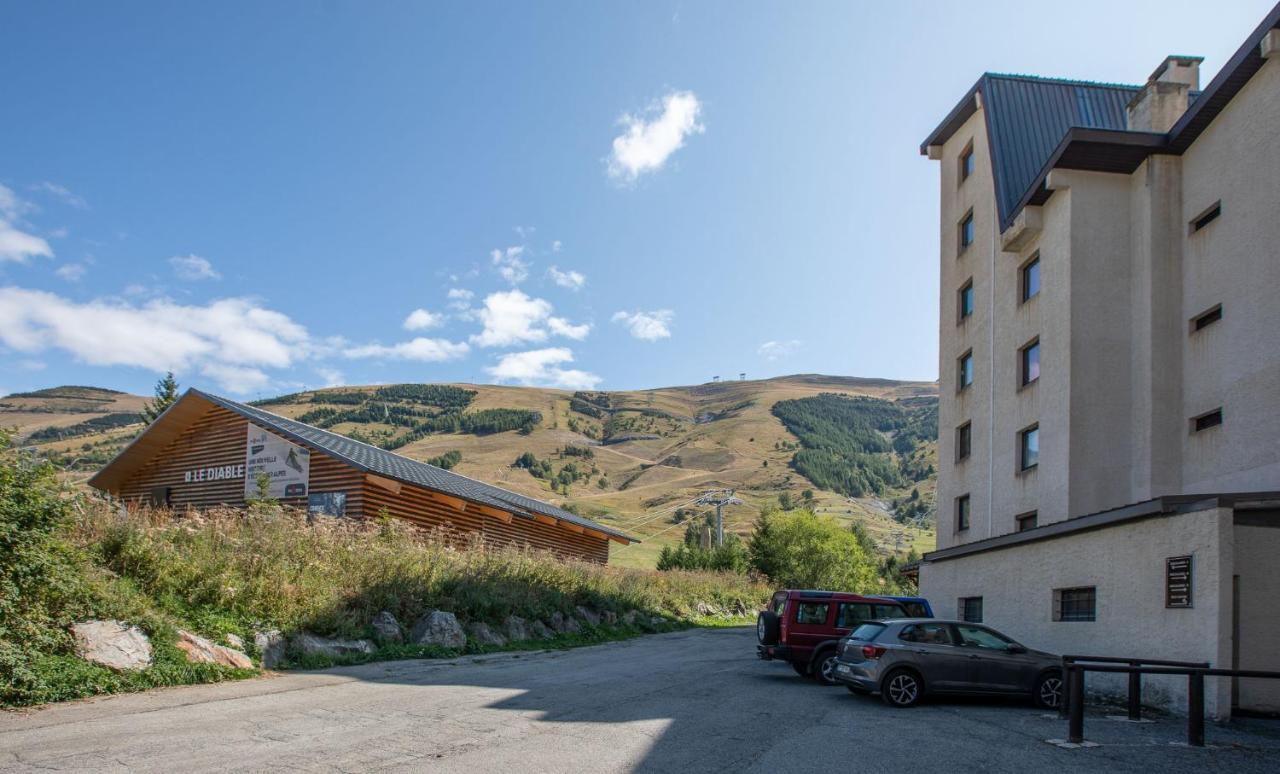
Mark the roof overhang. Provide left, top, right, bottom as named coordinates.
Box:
left=87, top=390, right=218, bottom=493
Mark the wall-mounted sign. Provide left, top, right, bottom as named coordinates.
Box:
left=1166, top=555, right=1193, bottom=608
left=245, top=425, right=310, bottom=499
left=183, top=464, right=245, bottom=483
left=308, top=492, right=347, bottom=519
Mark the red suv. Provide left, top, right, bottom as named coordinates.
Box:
left=756, top=589, right=910, bottom=685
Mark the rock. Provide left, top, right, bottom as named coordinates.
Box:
left=225, top=633, right=246, bottom=650
left=732, top=600, right=748, bottom=617
left=504, top=615, right=531, bottom=642
left=575, top=606, right=601, bottom=626
left=548, top=611, right=580, bottom=634
left=176, top=629, right=254, bottom=669
left=695, top=602, right=716, bottom=616
left=71, top=620, right=153, bottom=671
left=650, top=615, right=667, bottom=628
left=601, top=610, right=618, bottom=626
left=292, top=632, right=376, bottom=658
left=466, top=622, right=507, bottom=647
left=371, top=611, right=403, bottom=644
left=410, top=610, right=466, bottom=649
left=621, top=610, right=640, bottom=627
left=255, top=630, right=286, bottom=668
left=530, top=620, right=555, bottom=639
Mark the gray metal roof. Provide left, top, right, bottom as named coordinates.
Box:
left=192, top=389, right=635, bottom=542
left=981, top=75, right=1140, bottom=230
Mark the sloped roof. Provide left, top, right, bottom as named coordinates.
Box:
left=920, top=1, right=1280, bottom=231
left=89, top=388, right=635, bottom=544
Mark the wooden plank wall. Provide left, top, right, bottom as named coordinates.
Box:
left=115, top=404, right=610, bottom=564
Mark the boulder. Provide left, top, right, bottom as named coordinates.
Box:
left=548, top=611, right=581, bottom=634
left=292, top=632, right=376, bottom=658
left=732, top=600, right=748, bottom=617
left=530, top=620, right=555, bottom=639
left=225, top=633, right=246, bottom=650
left=650, top=615, right=667, bottom=628
left=176, top=629, right=254, bottom=669
left=255, top=630, right=286, bottom=668
left=621, top=610, right=640, bottom=627
left=601, top=610, right=618, bottom=626
left=695, top=602, right=718, bottom=617
left=466, top=622, right=507, bottom=648
left=574, top=606, right=601, bottom=626
left=72, top=620, right=152, bottom=671
left=503, top=615, right=531, bottom=642
left=372, top=611, right=403, bottom=644
left=410, top=610, right=466, bottom=649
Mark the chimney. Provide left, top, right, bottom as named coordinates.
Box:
left=1126, top=55, right=1203, bottom=133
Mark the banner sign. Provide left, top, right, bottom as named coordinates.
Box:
left=245, top=424, right=310, bottom=499
left=1166, top=555, right=1193, bottom=608
left=308, top=492, right=347, bottom=519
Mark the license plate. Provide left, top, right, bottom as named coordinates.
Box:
left=837, top=664, right=851, bottom=673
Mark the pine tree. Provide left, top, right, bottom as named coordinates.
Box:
left=142, top=372, right=179, bottom=424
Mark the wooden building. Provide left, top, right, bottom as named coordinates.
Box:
left=88, top=389, right=634, bottom=563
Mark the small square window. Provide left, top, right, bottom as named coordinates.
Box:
left=1016, top=511, right=1038, bottom=532
left=956, top=422, right=972, bottom=462
left=1020, top=339, right=1040, bottom=386
left=958, top=351, right=974, bottom=390
left=1192, top=304, right=1222, bottom=332
left=1054, top=587, right=1096, bottom=622
left=959, top=211, right=975, bottom=253
left=956, top=494, right=971, bottom=532
left=1190, top=201, right=1221, bottom=233
left=960, top=146, right=975, bottom=181
left=959, top=596, right=983, bottom=623
left=1193, top=409, right=1222, bottom=433
left=1021, top=254, right=1041, bottom=302
left=1019, top=424, right=1039, bottom=471
left=958, top=280, right=975, bottom=322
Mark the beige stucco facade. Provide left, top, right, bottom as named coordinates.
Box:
left=920, top=18, right=1280, bottom=717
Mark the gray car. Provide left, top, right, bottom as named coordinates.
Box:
left=831, top=618, right=1063, bottom=709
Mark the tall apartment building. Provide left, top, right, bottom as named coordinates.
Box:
left=917, top=4, right=1280, bottom=717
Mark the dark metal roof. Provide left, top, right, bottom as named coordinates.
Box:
left=920, top=2, right=1280, bottom=231
left=97, top=388, right=635, bottom=543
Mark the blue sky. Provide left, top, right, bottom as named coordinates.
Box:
left=1, top=1, right=1273, bottom=399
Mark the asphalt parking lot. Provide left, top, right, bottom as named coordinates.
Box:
left=2, top=627, right=1279, bottom=773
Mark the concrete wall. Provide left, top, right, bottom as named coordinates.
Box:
left=1233, top=523, right=1280, bottom=712
left=936, top=106, right=997, bottom=548
left=920, top=506, right=1234, bottom=717
left=1179, top=56, right=1280, bottom=494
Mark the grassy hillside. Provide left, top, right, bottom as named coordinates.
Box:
left=2, top=375, right=940, bottom=568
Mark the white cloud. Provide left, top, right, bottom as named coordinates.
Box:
left=0, top=184, right=52, bottom=263
left=491, top=245, right=529, bottom=284
left=31, top=182, right=87, bottom=209
left=758, top=339, right=801, bottom=361
left=169, top=254, right=220, bottom=281
left=403, top=308, right=445, bottom=331
left=446, top=287, right=475, bottom=311
left=486, top=347, right=601, bottom=390
left=471, top=289, right=589, bottom=348
left=0, top=286, right=310, bottom=393
left=552, top=240, right=562, bottom=253
left=342, top=337, right=470, bottom=362
left=55, top=263, right=86, bottom=282
left=611, top=309, right=674, bottom=341
left=548, top=316, right=591, bottom=340
left=608, top=91, right=704, bottom=182
left=547, top=265, right=586, bottom=291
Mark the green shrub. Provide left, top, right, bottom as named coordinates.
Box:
left=747, top=509, right=901, bottom=593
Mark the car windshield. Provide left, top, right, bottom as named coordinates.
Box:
left=850, top=623, right=886, bottom=641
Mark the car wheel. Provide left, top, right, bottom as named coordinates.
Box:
left=814, top=651, right=840, bottom=686
left=1034, top=671, right=1064, bottom=710
left=846, top=685, right=871, bottom=696
left=790, top=660, right=810, bottom=677
left=881, top=669, right=923, bottom=707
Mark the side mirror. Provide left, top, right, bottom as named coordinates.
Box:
left=1007, top=643, right=1027, bottom=654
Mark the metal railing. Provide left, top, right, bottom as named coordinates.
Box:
left=1060, top=654, right=1280, bottom=747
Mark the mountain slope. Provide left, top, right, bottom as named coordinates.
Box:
left=2, top=376, right=939, bottom=567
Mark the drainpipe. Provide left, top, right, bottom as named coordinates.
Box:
left=987, top=210, right=997, bottom=539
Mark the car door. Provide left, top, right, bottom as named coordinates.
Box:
left=954, top=624, right=1026, bottom=692
left=898, top=623, right=971, bottom=691
left=789, top=598, right=832, bottom=659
